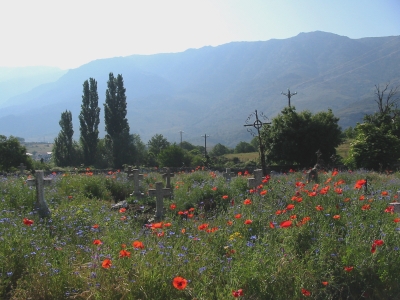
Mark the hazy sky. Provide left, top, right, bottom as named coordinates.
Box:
left=1, top=0, right=399, bottom=70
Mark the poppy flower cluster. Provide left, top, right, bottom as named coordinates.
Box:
left=371, top=239, right=384, bottom=253
left=232, top=289, right=244, bottom=297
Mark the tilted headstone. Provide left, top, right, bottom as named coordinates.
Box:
left=247, top=169, right=263, bottom=188
left=129, top=169, right=144, bottom=198
left=148, top=182, right=171, bottom=220
left=223, top=168, right=235, bottom=182
left=162, top=168, right=174, bottom=189
left=26, top=170, right=52, bottom=218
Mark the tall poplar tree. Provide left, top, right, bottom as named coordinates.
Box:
left=104, top=73, right=130, bottom=168
left=79, top=78, right=100, bottom=166
left=53, top=110, right=74, bottom=167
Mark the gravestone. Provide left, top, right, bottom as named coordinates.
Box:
left=148, top=182, right=171, bottom=220
left=247, top=169, right=263, bottom=188
left=223, top=168, right=235, bottom=182
left=129, top=169, right=144, bottom=198
left=26, top=170, right=52, bottom=218
left=162, top=168, right=174, bottom=189
left=389, top=191, right=400, bottom=214
left=18, top=163, right=26, bottom=176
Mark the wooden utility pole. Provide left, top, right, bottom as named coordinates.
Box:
left=281, top=88, right=297, bottom=107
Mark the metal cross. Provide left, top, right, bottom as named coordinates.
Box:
left=244, top=110, right=270, bottom=176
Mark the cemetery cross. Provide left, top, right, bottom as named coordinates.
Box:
left=244, top=109, right=270, bottom=176
left=27, top=170, right=52, bottom=218
left=148, top=182, right=171, bottom=220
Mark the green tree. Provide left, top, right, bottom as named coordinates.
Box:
left=346, top=83, right=400, bottom=170
left=261, top=107, right=342, bottom=166
left=158, top=144, right=186, bottom=167
left=79, top=78, right=100, bottom=166
left=180, top=141, right=196, bottom=151
left=104, top=73, right=130, bottom=168
left=210, top=143, right=231, bottom=156
left=127, top=134, right=147, bottom=167
left=148, top=134, right=170, bottom=157
left=53, top=110, right=75, bottom=167
left=0, top=135, right=33, bottom=171
left=234, top=141, right=256, bottom=153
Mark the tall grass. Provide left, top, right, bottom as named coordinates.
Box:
left=1, top=169, right=400, bottom=299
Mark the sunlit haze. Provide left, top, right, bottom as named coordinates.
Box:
left=1, top=0, right=400, bottom=70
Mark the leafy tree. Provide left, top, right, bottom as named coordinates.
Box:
left=347, top=123, right=400, bottom=170
left=0, top=135, right=33, bottom=171
left=104, top=73, right=130, bottom=168
left=261, top=107, right=342, bottom=166
left=127, top=134, right=147, bottom=167
left=180, top=141, right=196, bottom=151
left=79, top=78, right=100, bottom=166
left=346, top=83, right=400, bottom=170
left=250, top=136, right=259, bottom=150
left=210, top=143, right=231, bottom=156
left=148, top=134, right=170, bottom=157
left=53, top=110, right=75, bottom=167
left=158, top=144, right=187, bottom=167
left=234, top=141, right=256, bottom=153
left=343, top=126, right=356, bottom=139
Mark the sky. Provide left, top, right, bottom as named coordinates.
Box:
left=1, top=0, right=399, bottom=70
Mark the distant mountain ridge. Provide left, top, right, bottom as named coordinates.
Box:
left=0, top=31, right=399, bottom=147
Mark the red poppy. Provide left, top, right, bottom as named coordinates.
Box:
left=290, top=214, right=297, bottom=220
left=119, top=208, right=127, bottom=213
left=234, top=214, right=242, bottom=219
left=172, top=276, right=187, bottom=290
left=335, top=179, right=346, bottom=186
left=23, top=218, right=34, bottom=226
left=232, top=289, right=244, bottom=297
left=381, top=191, right=389, bottom=196
left=188, top=208, right=195, bottom=212
left=373, top=239, right=384, bottom=246
left=361, top=204, right=371, bottom=210
left=320, top=186, right=329, bottom=195
left=119, top=249, right=131, bottom=258
left=212, top=186, right=217, bottom=191
left=322, top=281, right=329, bottom=286
left=222, top=195, right=229, bottom=200
left=354, top=179, right=366, bottom=189
left=227, top=220, right=233, bottom=226
left=344, top=266, right=354, bottom=272
left=333, top=215, right=340, bottom=220
left=315, top=205, right=324, bottom=211
left=394, top=218, right=400, bottom=223
left=157, top=231, right=165, bottom=237
left=198, top=223, right=209, bottom=230
left=359, top=195, right=365, bottom=201
left=151, top=222, right=163, bottom=229
left=163, top=223, right=172, bottom=227
left=92, top=224, right=99, bottom=229
left=68, top=195, right=73, bottom=199
left=280, top=220, right=292, bottom=228
left=269, top=222, right=275, bottom=228
left=132, top=240, right=145, bottom=249
left=238, top=172, right=242, bottom=176
left=371, top=244, right=377, bottom=253
left=334, top=188, right=343, bottom=194
left=275, top=210, right=282, bottom=215
left=181, top=228, right=186, bottom=234
left=301, top=288, right=311, bottom=296
left=384, top=206, right=394, bottom=213
left=332, top=170, right=338, bottom=176
left=120, top=216, right=127, bottom=221
left=243, top=199, right=252, bottom=205
left=244, top=219, right=253, bottom=225
left=170, top=204, right=176, bottom=210
left=308, top=191, right=317, bottom=197
left=93, top=239, right=103, bottom=245
left=102, top=259, right=112, bottom=269
left=260, top=190, right=267, bottom=196
left=343, top=197, right=351, bottom=202
left=286, top=204, right=295, bottom=210
left=187, top=214, right=194, bottom=218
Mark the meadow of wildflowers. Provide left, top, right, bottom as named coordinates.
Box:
left=1, top=169, right=400, bottom=299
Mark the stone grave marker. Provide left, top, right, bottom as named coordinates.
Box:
left=18, top=163, right=26, bottom=176
left=26, top=170, right=52, bottom=218
left=148, top=182, right=171, bottom=219
left=247, top=169, right=263, bottom=188
left=162, top=168, right=174, bottom=189
left=389, top=190, right=400, bottom=214
left=223, top=168, right=235, bottom=182
left=129, top=169, right=144, bottom=198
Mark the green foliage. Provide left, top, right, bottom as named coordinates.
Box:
left=158, top=144, right=186, bottom=168
left=148, top=134, right=170, bottom=157
left=53, top=110, right=75, bottom=167
left=104, top=73, right=130, bottom=168
left=209, top=143, right=232, bottom=156
left=234, top=141, right=256, bottom=153
left=79, top=78, right=100, bottom=166
left=0, top=135, right=33, bottom=172
left=261, top=106, right=342, bottom=166
left=346, top=123, right=400, bottom=170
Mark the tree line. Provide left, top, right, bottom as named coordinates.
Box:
left=1, top=80, right=399, bottom=172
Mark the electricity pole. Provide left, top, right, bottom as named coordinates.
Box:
left=281, top=88, right=297, bottom=107
left=201, top=133, right=210, bottom=157
left=179, top=131, right=184, bottom=147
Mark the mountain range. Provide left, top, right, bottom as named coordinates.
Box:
left=0, top=31, right=399, bottom=147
